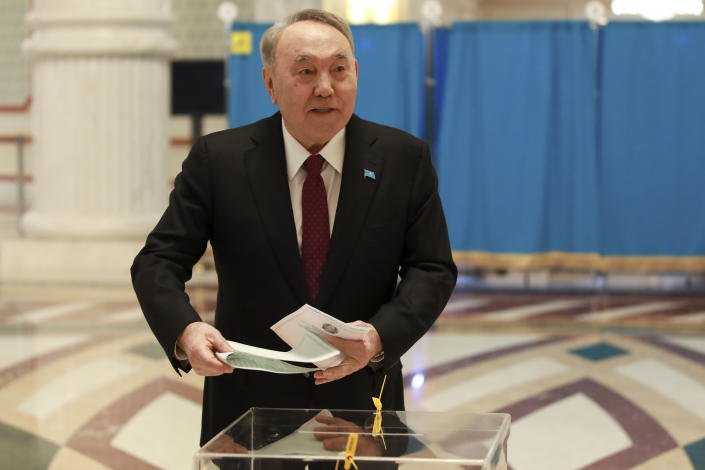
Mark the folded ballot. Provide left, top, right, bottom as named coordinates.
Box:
left=216, top=330, right=340, bottom=374
left=271, top=304, right=370, bottom=369
left=216, top=304, right=370, bottom=373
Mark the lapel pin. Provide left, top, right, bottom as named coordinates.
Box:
left=364, top=169, right=376, bottom=180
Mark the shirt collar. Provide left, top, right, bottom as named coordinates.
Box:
left=282, top=119, right=345, bottom=181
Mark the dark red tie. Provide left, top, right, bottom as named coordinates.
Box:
left=301, top=154, right=330, bottom=302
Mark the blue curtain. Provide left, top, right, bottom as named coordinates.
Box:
left=226, top=21, right=705, bottom=267
left=432, top=27, right=451, bottom=144
left=228, top=24, right=277, bottom=127
left=353, top=24, right=425, bottom=138
left=228, top=23, right=426, bottom=138
left=436, top=22, right=598, bottom=255
left=600, top=22, right=705, bottom=257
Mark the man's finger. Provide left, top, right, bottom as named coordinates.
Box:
left=314, top=422, right=359, bottom=435
left=321, top=436, right=350, bottom=450
left=192, top=344, right=234, bottom=375
left=207, top=349, right=235, bottom=374
left=325, top=335, right=365, bottom=358
left=193, top=359, right=234, bottom=376
left=314, top=362, right=353, bottom=385
left=314, top=414, right=337, bottom=424
left=324, top=335, right=346, bottom=349
left=213, top=336, right=235, bottom=353
left=314, top=364, right=343, bottom=381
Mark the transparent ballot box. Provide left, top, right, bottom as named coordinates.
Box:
left=194, top=408, right=510, bottom=469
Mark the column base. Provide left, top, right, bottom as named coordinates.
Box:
left=21, top=211, right=162, bottom=240
left=0, top=239, right=144, bottom=284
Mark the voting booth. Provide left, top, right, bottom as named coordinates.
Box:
left=194, top=408, right=510, bottom=469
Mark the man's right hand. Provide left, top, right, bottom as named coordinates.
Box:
left=176, top=321, right=235, bottom=376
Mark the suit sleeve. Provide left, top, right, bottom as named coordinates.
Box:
left=368, top=142, right=458, bottom=370
left=131, top=137, right=213, bottom=372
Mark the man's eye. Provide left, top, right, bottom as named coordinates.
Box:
left=300, top=69, right=312, bottom=75
left=335, top=66, right=345, bottom=72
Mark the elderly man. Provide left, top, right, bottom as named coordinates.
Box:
left=131, top=8, right=456, bottom=445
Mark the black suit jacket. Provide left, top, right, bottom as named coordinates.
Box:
left=131, top=113, right=457, bottom=444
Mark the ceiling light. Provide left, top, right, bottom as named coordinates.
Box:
left=611, top=0, right=704, bottom=21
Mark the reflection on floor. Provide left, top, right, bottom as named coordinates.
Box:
left=1, top=286, right=704, bottom=470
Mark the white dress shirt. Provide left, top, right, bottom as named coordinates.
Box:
left=282, top=119, right=344, bottom=252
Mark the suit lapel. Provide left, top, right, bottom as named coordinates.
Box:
left=244, top=114, right=309, bottom=304
left=317, top=115, right=383, bottom=306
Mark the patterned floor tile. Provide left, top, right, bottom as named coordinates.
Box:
left=0, top=421, right=59, bottom=470
left=577, top=301, right=683, bottom=323
left=631, top=447, right=696, bottom=470
left=617, top=359, right=705, bottom=421
left=498, top=378, right=678, bottom=470
left=6, top=301, right=99, bottom=324
left=671, top=311, right=705, bottom=324
left=475, top=299, right=585, bottom=321
left=421, top=357, right=568, bottom=411
left=47, top=447, right=112, bottom=470
left=570, top=342, right=630, bottom=362
left=662, top=336, right=705, bottom=356
left=127, top=341, right=166, bottom=360
left=110, top=393, right=201, bottom=470
left=442, top=296, right=492, bottom=313
left=401, top=332, right=546, bottom=371
left=100, top=307, right=145, bottom=324
left=0, top=290, right=704, bottom=469
left=17, top=359, right=136, bottom=420
left=0, top=333, right=89, bottom=371
left=67, top=378, right=201, bottom=470
left=640, top=336, right=705, bottom=366
left=685, top=437, right=705, bottom=470
left=509, top=393, right=632, bottom=470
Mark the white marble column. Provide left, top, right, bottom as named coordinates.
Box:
left=0, top=0, right=177, bottom=283
left=23, top=0, right=176, bottom=239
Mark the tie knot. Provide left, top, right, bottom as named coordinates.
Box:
left=304, top=154, right=324, bottom=177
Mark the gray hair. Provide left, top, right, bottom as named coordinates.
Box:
left=260, top=9, right=355, bottom=68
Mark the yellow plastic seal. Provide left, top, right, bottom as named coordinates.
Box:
left=335, top=433, right=359, bottom=470
left=372, top=375, right=387, bottom=450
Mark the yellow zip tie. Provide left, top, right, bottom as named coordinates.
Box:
left=372, top=375, right=386, bottom=413
left=335, top=432, right=359, bottom=470
left=371, top=375, right=387, bottom=450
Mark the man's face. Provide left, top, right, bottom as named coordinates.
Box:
left=263, top=20, right=358, bottom=153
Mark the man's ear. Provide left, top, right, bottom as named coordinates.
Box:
left=262, top=67, right=277, bottom=105
left=354, top=59, right=358, bottom=79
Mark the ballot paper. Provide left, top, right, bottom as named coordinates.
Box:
left=271, top=304, right=370, bottom=369
left=215, top=330, right=340, bottom=374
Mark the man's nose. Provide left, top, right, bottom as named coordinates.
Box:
left=313, top=73, right=333, bottom=97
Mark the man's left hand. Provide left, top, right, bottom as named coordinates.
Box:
left=313, top=320, right=382, bottom=385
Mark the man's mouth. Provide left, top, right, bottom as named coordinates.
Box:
left=312, top=108, right=334, bottom=113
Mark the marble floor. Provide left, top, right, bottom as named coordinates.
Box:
left=1, top=285, right=704, bottom=470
